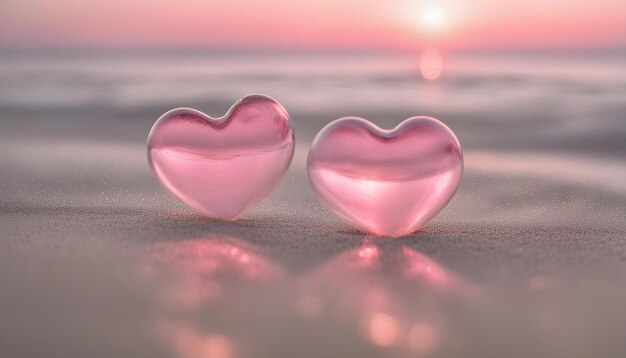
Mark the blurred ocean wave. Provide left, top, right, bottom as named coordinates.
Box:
left=1, top=50, right=625, bottom=114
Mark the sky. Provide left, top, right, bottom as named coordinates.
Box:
left=1, top=0, right=625, bottom=50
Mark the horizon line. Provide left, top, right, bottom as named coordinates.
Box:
left=1, top=45, right=626, bottom=56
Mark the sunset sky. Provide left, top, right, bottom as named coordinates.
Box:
left=1, top=0, right=625, bottom=50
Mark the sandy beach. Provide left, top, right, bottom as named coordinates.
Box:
left=1, top=50, right=626, bottom=357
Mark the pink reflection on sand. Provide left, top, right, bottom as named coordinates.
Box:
left=145, top=236, right=285, bottom=358
left=174, top=330, right=233, bottom=358
left=420, top=48, right=443, bottom=80
left=293, top=295, right=323, bottom=319
left=157, top=322, right=236, bottom=358
left=409, top=321, right=438, bottom=353
left=301, top=243, right=476, bottom=352
left=366, top=311, right=401, bottom=347
left=142, top=235, right=283, bottom=309
left=402, top=246, right=453, bottom=287
left=142, top=239, right=478, bottom=357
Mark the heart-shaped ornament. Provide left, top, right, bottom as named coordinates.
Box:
left=308, top=117, right=462, bottom=237
left=148, top=95, right=294, bottom=220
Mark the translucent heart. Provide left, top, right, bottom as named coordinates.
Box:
left=308, top=117, right=462, bottom=237
left=148, top=95, right=294, bottom=220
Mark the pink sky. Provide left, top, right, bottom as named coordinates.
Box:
left=1, top=0, right=625, bottom=50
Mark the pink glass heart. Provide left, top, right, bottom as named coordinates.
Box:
left=148, top=95, right=294, bottom=220
left=308, top=116, right=462, bottom=237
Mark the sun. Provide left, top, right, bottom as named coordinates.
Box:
left=400, top=1, right=455, bottom=33
left=422, top=6, right=444, bottom=28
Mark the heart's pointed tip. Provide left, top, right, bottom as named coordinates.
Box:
left=210, top=214, right=243, bottom=222
left=365, top=226, right=423, bottom=238
left=375, top=233, right=409, bottom=239
left=362, top=230, right=403, bottom=238
left=194, top=209, right=244, bottom=222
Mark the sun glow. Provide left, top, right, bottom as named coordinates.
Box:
left=401, top=1, right=453, bottom=33
left=422, top=6, right=444, bottom=28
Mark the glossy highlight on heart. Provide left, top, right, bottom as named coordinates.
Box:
left=308, top=116, right=462, bottom=237
left=148, top=95, right=294, bottom=220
